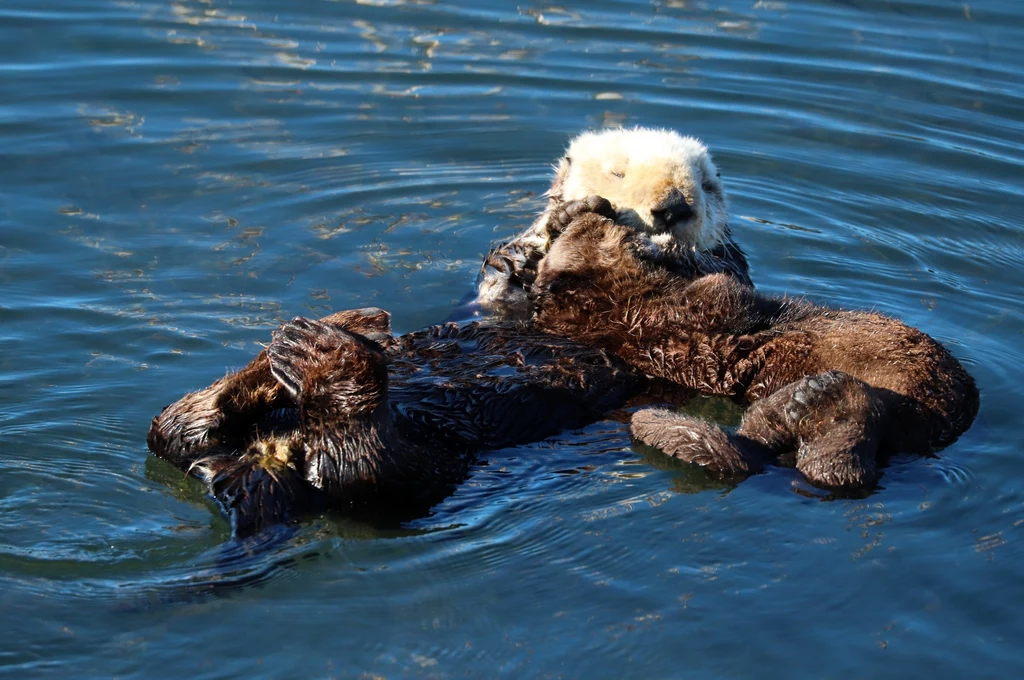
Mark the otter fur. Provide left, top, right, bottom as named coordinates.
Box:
left=148, top=308, right=643, bottom=536
left=475, top=127, right=751, bottom=315
left=531, top=210, right=979, bottom=490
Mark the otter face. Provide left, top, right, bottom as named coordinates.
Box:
left=473, top=126, right=746, bottom=315
left=548, top=127, right=728, bottom=254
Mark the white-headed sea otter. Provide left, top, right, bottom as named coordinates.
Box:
left=475, top=127, right=751, bottom=315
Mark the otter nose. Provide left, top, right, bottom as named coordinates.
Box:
left=650, top=189, right=693, bottom=229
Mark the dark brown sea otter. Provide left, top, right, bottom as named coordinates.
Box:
left=148, top=308, right=644, bottom=536
left=531, top=210, right=979, bottom=491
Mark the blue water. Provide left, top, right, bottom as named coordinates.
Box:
left=3, top=0, right=1023, bottom=676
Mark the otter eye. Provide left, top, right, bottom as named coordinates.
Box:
left=610, top=170, right=625, bottom=179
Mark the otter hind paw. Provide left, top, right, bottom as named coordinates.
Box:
left=739, top=371, right=883, bottom=490
left=630, top=408, right=764, bottom=478
left=795, top=427, right=880, bottom=490
left=782, top=370, right=850, bottom=424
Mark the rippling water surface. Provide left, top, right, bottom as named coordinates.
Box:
left=3, top=0, right=1023, bottom=676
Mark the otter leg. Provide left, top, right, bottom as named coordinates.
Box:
left=630, top=409, right=770, bottom=479
left=737, top=371, right=884, bottom=489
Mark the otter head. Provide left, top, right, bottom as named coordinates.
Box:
left=547, top=127, right=728, bottom=256
left=533, top=212, right=672, bottom=308
left=473, top=127, right=747, bottom=316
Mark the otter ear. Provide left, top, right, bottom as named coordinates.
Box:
left=545, top=156, right=571, bottom=201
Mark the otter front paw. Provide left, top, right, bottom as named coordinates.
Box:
left=631, top=409, right=765, bottom=478
left=547, top=195, right=616, bottom=237
left=531, top=211, right=625, bottom=302
left=482, top=240, right=535, bottom=287
left=198, top=452, right=310, bottom=538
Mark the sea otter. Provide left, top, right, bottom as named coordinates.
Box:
left=530, top=209, right=979, bottom=490
left=148, top=308, right=644, bottom=536
left=474, top=127, right=751, bottom=316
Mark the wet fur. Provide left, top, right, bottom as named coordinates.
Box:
left=475, top=127, right=751, bottom=315
left=532, top=212, right=979, bottom=490
left=148, top=308, right=644, bottom=535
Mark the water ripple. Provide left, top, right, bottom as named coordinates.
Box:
left=2, top=0, right=1024, bottom=676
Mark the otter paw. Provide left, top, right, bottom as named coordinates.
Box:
left=795, top=426, right=880, bottom=490
left=207, top=454, right=308, bottom=538
left=740, top=370, right=859, bottom=450
left=548, top=195, right=616, bottom=236
left=631, top=408, right=764, bottom=478
left=321, top=307, right=394, bottom=344
left=482, top=241, right=535, bottom=284
left=740, top=371, right=883, bottom=490
left=267, top=317, right=366, bottom=401
left=782, top=370, right=850, bottom=426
